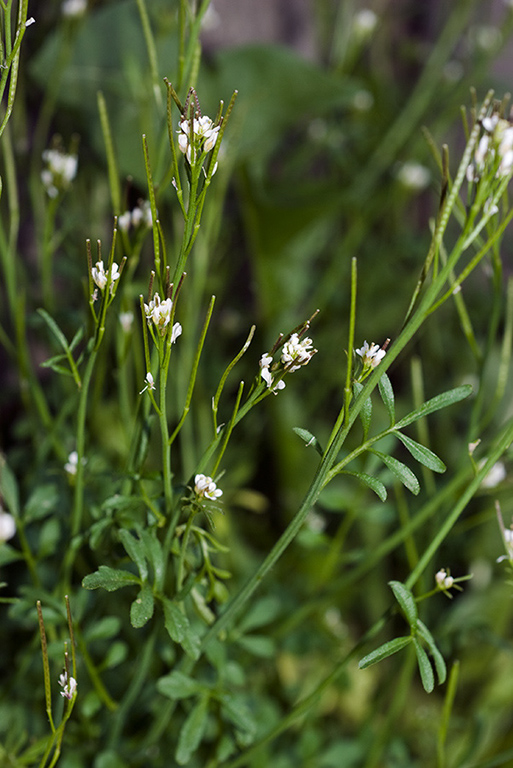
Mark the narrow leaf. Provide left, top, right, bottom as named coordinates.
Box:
left=378, top=373, right=395, bottom=426
left=341, top=471, right=387, bottom=501
left=358, top=636, right=412, bottom=669
left=82, top=566, right=140, bottom=592
left=389, top=581, right=418, bottom=627
left=413, top=637, right=435, bottom=693
left=293, top=427, right=324, bottom=456
left=394, top=432, right=446, bottom=473
left=157, top=671, right=207, bottom=700
left=176, top=695, right=209, bottom=765
left=130, top=583, right=154, bottom=628
left=416, top=619, right=447, bottom=684
left=373, top=450, right=420, bottom=495
left=394, top=385, right=472, bottom=430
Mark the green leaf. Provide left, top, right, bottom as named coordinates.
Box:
left=373, top=450, right=420, bottom=495
left=219, top=693, right=256, bottom=738
left=119, top=529, right=148, bottom=582
left=24, top=484, right=59, bottom=523
left=162, top=598, right=200, bottom=659
left=0, top=455, right=20, bottom=517
left=235, top=634, right=275, bottom=658
left=238, top=595, right=282, bottom=633
left=139, top=528, right=165, bottom=585
left=389, top=581, right=418, bottom=627
left=394, top=432, right=446, bottom=473
left=176, top=695, right=209, bottom=765
left=84, top=616, right=121, bottom=642
left=355, top=381, right=372, bottom=440
left=378, top=373, right=395, bottom=425
left=413, top=637, right=435, bottom=693
left=157, top=671, right=207, bottom=700
left=416, top=619, right=447, bottom=684
left=293, top=427, right=324, bottom=456
left=341, top=471, right=387, bottom=502
left=82, top=566, right=140, bottom=592
left=130, top=582, right=154, bottom=628
left=358, top=636, right=412, bottom=669
left=394, top=385, right=472, bottom=430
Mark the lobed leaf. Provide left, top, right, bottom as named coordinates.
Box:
left=82, top=566, right=140, bottom=592
left=130, top=583, right=154, bottom=628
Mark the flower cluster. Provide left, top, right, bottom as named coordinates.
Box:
left=64, top=451, right=86, bottom=477
left=58, top=671, right=77, bottom=700
left=91, top=260, right=121, bottom=293
left=355, top=340, right=387, bottom=370
left=281, top=333, right=317, bottom=371
left=41, top=148, right=78, bottom=198
left=143, top=293, right=182, bottom=341
left=260, top=332, right=317, bottom=394
left=467, top=113, right=513, bottom=182
left=177, top=115, right=220, bottom=167
left=194, top=474, right=223, bottom=501
left=118, top=200, right=152, bottom=233
left=435, top=568, right=454, bottom=591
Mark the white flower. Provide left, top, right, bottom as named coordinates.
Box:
left=480, top=460, right=506, bottom=489
left=91, top=260, right=121, bottom=292
left=144, top=293, right=174, bottom=335
left=118, top=211, right=131, bottom=232
left=353, top=9, right=378, bottom=37
left=356, top=340, right=386, bottom=368
left=259, top=353, right=285, bottom=394
left=131, top=200, right=152, bottom=228
left=58, top=672, right=77, bottom=700
left=435, top=568, right=454, bottom=590
left=139, top=372, right=155, bottom=394
left=0, top=510, right=16, bottom=542
left=396, top=162, right=431, bottom=191
left=119, top=311, right=134, bottom=334
left=281, top=333, right=317, bottom=372
left=177, top=115, right=220, bottom=165
left=62, top=0, right=87, bottom=16
left=171, top=322, right=182, bottom=344
left=194, top=473, right=223, bottom=501
left=64, top=451, right=86, bottom=476
left=25, top=17, right=36, bottom=26
left=41, top=148, right=78, bottom=197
